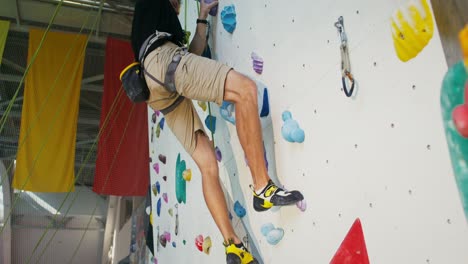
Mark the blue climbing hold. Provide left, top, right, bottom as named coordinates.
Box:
left=281, top=111, right=305, bottom=143
left=159, top=118, right=165, bottom=130
left=261, top=223, right=275, bottom=236
left=221, top=5, right=237, bottom=33
left=205, top=115, right=217, bottom=134
left=260, top=88, right=270, bottom=117
left=220, top=101, right=236, bottom=125
left=233, top=201, right=246, bottom=218
left=157, top=198, right=162, bottom=217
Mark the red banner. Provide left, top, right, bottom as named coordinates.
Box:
left=93, top=37, right=149, bottom=196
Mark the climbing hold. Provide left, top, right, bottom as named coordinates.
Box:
left=202, top=236, right=212, bottom=254
left=261, top=223, right=284, bottom=245
left=205, top=115, right=217, bottom=134
left=158, top=154, right=167, bottom=164
left=266, top=228, right=284, bottom=245
left=146, top=206, right=151, bottom=215
left=215, top=146, right=222, bottom=162
left=159, top=234, right=167, bottom=247
left=163, top=176, right=167, bottom=181
left=172, top=241, right=177, bottom=248
left=183, top=240, right=186, bottom=245
left=281, top=111, right=305, bottom=143
left=220, top=101, right=236, bottom=125
left=168, top=208, right=173, bottom=217
left=156, top=123, right=161, bottom=138
left=391, top=0, right=434, bottom=62
left=234, top=201, right=246, bottom=218
left=461, top=25, right=468, bottom=67
left=157, top=198, right=161, bottom=216
left=261, top=223, right=275, bottom=237
left=221, top=5, right=237, bottom=33
left=163, top=193, right=168, bottom=203
left=260, top=88, right=270, bottom=117
left=196, top=0, right=218, bottom=16
left=198, top=101, right=207, bottom=111
left=159, top=118, right=165, bottom=130
left=175, top=154, right=187, bottom=204
left=152, top=182, right=160, bottom=196
left=152, top=111, right=157, bottom=124
left=220, top=80, right=271, bottom=125
left=183, top=169, right=192, bottom=181
left=251, top=52, right=264, bottom=74
left=195, top=235, right=204, bottom=252
left=296, top=199, right=307, bottom=212
left=153, top=163, right=160, bottom=174
left=453, top=103, right=468, bottom=138
left=164, top=231, right=171, bottom=242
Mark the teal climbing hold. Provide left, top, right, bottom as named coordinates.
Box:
left=205, top=115, right=217, bottom=134
left=441, top=60, right=468, bottom=220
left=221, top=5, right=236, bottom=33
left=175, top=153, right=187, bottom=204
left=281, top=111, right=305, bottom=143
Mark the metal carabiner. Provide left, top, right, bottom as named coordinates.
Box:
left=335, top=16, right=355, bottom=98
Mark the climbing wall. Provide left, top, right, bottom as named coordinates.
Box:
left=148, top=0, right=468, bottom=263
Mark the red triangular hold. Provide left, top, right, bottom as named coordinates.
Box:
left=330, top=218, right=370, bottom=264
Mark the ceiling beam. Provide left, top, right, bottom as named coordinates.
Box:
left=82, top=74, right=104, bottom=84
left=2, top=58, right=25, bottom=73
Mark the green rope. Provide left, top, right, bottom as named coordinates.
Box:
left=68, top=104, right=136, bottom=264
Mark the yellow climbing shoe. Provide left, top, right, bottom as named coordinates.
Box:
left=224, top=239, right=259, bottom=264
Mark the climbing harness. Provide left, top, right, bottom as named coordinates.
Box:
left=335, top=16, right=355, bottom=97
left=120, top=30, right=186, bottom=114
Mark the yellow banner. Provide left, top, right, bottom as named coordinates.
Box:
left=0, top=20, right=10, bottom=65
left=13, top=29, right=88, bottom=192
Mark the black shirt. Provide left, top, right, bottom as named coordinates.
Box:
left=130, top=0, right=185, bottom=60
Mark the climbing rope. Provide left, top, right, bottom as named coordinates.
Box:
left=335, top=16, right=355, bottom=98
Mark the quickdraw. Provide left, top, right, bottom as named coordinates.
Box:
left=335, top=16, right=355, bottom=97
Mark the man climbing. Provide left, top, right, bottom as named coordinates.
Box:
left=130, top=0, right=304, bottom=263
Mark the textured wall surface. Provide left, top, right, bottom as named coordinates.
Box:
left=148, top=0, right=468, bottom=263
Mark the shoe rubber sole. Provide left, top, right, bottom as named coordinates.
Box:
left=226, top=253, right=259, bottom=264
left=253, top=191, right=304, bottom=212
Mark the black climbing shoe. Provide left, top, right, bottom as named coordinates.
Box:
left=252, top=180, right=304, bottom=212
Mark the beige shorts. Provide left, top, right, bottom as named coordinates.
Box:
left=144, top=41, right=232, bottom=155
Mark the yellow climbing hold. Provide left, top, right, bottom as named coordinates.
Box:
left=391, top=0, right=434, bottom=62
left=183, top=169, right=192, bottom=181
left=202, top=236, right=212, bottom=255
left=198, top=101, right=207, bottom=112
left=460, top=25, right=468, bottom=68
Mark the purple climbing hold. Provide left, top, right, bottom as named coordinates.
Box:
left=196, top=0, right=218, bottom=16
left=163, top=176, right=167, bottom=181
left=152, top=112, right=157, bottom=124
left=153, top=163, right=160, bottom=174
left=215, top=146, right=222, bottom=162
left=164, top=231, right=171, bottom=242
left=159, top=234, right=167, bottom=247
left=163, top=193, right=168, bottom=203
left=296, top=199, right=307, bottom=212
left=251, top=52, right=264, bottom=74
left=159, top=154, right=167, bottom=164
